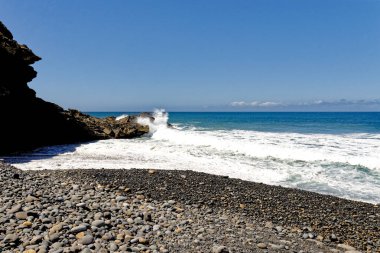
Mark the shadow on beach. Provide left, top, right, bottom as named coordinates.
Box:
left=0, top=142, right=92, bottom=164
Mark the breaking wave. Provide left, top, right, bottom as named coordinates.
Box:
left=3, top=110, right=380, bottom=204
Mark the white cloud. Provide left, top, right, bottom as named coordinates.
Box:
left=230, top=101, right=282, bottom=107
left=313, top=100, right=324, bottom=105
left=229, top=99, right=380, bottom=109
left=231, top=101, right=249, bottom=106
left=258, top=101, right=281, bottom=107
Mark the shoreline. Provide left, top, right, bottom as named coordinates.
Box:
left=1, top=162, right=379, bottom=252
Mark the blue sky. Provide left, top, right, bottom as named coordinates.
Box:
left=1, top=0, right=380, bottom=111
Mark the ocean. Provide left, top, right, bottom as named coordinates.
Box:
left=3, top=111, right=380, bottom=204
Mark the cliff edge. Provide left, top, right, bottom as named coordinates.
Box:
left=0, top=21, right=148, bottom=154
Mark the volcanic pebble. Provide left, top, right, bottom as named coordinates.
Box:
left=0, top=162, right=378, bottom=252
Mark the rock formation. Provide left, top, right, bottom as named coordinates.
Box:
left=0, top=21, right=149, bottom=155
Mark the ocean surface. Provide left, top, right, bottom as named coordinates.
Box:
left=3, top=111, right=380, bottom=204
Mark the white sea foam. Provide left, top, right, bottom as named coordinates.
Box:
left=136, top=109, right=169, bottom=135
left=115, top=114, right=128, bottom=120
left=3, top=111, right=380, bottom=203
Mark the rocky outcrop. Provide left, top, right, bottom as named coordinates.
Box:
left=65, top=110, right=149, bottom=139
left=0, top=21, right=149, bottom=155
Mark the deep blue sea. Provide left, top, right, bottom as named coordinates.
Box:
left=4, top=111, right=380, bottom=203
left=90, top=111, right=380, bottom=134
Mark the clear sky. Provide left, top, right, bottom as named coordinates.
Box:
left=1, top=0, right=380, bottom=111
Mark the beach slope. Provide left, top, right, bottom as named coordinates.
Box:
left=0, top=162, right=378, bottom=252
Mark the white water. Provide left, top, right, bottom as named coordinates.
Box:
left=115, top=114, right=128, bottom=120
left=3, top=110, right=380, bottom=204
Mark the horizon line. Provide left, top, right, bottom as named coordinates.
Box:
left=83, top=111, right=380, bottom=113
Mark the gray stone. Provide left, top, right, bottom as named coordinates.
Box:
left=50, top=223, right=64, bottom=234
left=337, top=244, right=356, bottom=251
left=116, top=196, right=128, bottom=201
left=25, top=195, right=39, bottom=202
left=79, top=235, right=94, bottom=245
left=265, top=221, right=273, bottom=229
left=212, top=245, right=230, bottom=253
left=38, top=246, right=48, bottom=253
left=76, top=203, right=86, bottom=208
left=48, top=233, right=60, bottom=242
left=91, top=220, right=105, bottom=227
left=269, top=243, right=285, bottom=250
left=3, top=233, right=19, bottom=243
left=275, top=226, right=283, bottom=232
left=42, top=218, right=52, bottom=224
left=134, top=217, right=143, bottom=224
left=257, top=243, right=267, bottom=249
left=51, top=242, right=63, bottom=249
left=109, top=242, right=118, bottom=251
left=130, top=238, right=139, bottom=243
left=94, top=212, right=103, bottom=220
left=30, top=235, right=43, bottom=244
left=102, top=232, right=114, bottom=241
left=70, top=225, right=87, bottom=233
left=7, top=204, right=22, bottom=214
left=15, top=211, right=28, bottom=219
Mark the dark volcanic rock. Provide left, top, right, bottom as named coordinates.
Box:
left=64, top=109, right=149, bottom=139
left=0, top=21, right=149, bottom=154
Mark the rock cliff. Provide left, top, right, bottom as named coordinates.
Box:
left=0, top=21, right=149, bottom=155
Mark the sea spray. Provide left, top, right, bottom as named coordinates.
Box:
left=137, top=109, right=169, bottom=135
left=3, top=111, right=380, bottom=204
left=116, top=114, right=128, bottom=120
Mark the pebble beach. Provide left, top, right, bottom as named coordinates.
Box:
left=1, top=162, right=379, bottom=253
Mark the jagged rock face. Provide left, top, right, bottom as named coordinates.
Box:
left=65, top=110, right=149, bottom=139
left=0, top=22, right=40, bottom=99
left=0, top=21, right=149, bottom=154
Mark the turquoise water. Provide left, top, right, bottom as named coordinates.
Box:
left=89, top=112, right=380, bottom=134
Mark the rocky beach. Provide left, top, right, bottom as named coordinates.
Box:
left=0, top=162, right=379, bottom=252
left=1, top=15, right=380, bottom=253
